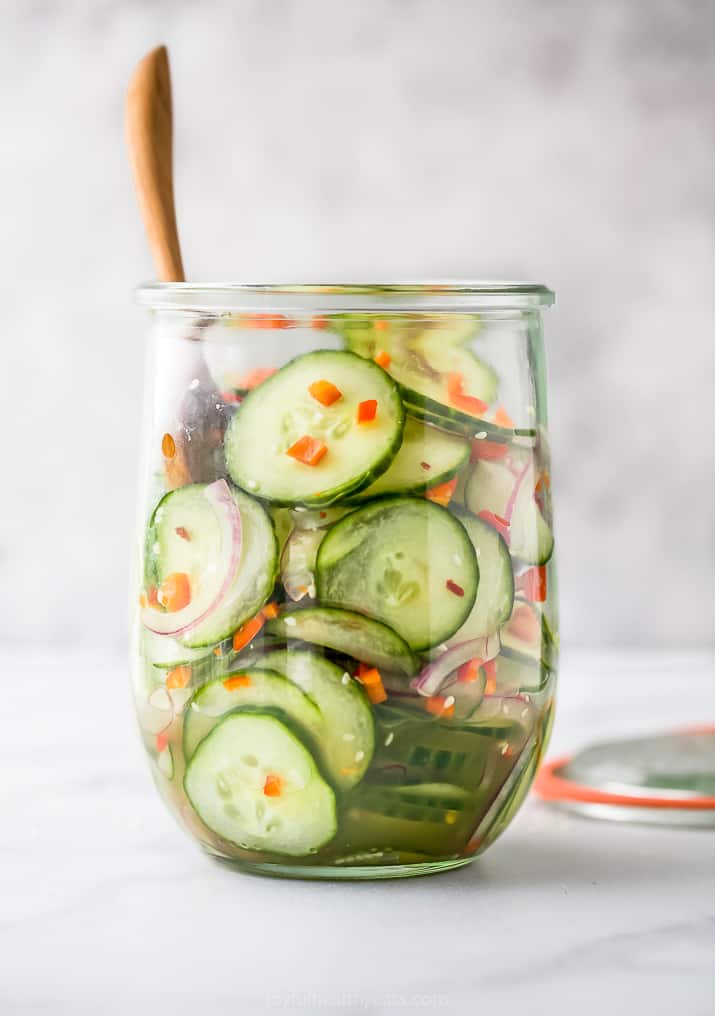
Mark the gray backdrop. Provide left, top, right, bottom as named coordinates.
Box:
left=1, top=0, right=713, bottom=649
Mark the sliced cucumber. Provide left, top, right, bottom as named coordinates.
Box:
left=279, top=527, right=324, bottom=602
left=224, top=350, right=405, bottom=506
left=254, top=649, right=375, bottom=790
left=182, top=668, right=324, bottom=759
left=349, top=417, right=469, bottom=500
left=465, top=457, right=554, bottom=565
left=142, top=630, right=214, bottom=670
left=144, top=483, right=278, bottom=648
left=315, top=497, right=478, bottom=652
left=184, top=711, right=337, bottom=856
left=341, top=781, right=477, bottom=857
left=493, top=652, right=551, bottom=694
left=447, top=513, right=514, bottom=643
left=501, top=601, right=556, bottom=670
left=265, top=606, right=419, bottom=676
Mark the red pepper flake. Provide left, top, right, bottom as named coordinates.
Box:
left=483, top=659, right=497, bottom=695
left=494, top=405, right=514, bottom=428
left=286, top=435, right=328, bottom=466
left=319, top=511, right=327, bottom=519
left=420, top=461, right=431, bottom=471
left=175, top=526, right=190, bottom=541
left=446, top=373, right=489, bottom=416
left=477, top=510, right=510, bottom=541
left=155, top=732, right=169, bottom=753
left=220, top=390, right=243, bottom=404
left=161, top=433, right=176, bottom=459
left=263, top=773, right=284, bottom=797
left=426, top=477, right=458, bottom=506
left=446, top=579, right=465, bottom=597
left=356, top=399, right=378, bottom=424
left=374, top=349, right=391, bottom=368
left=308, top=379, right=343, bottom=406
left=425, top=695, right=455, bottom=718
left=470, top=439, right=509, bottom=463
left=223, top=674, right=252, bottom=691
left=239, top=367, right=277, bottom=390
left=457, top=658, right=483, bottom=683
left=515, top=566, right=547, bottom=603
left=240, top=314, right=293, bottom=330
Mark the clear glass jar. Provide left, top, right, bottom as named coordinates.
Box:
left=131, top=282, right=558, bottom=879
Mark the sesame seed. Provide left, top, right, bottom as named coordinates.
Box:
left=246, top=480, right=258, bottom=489
left=384, top=732, right=394, bottom=746
left=342, top=732, right=355, bottom=741
left=284, top=616, right=297, bottom=627
left=475, top=431, right=487, bottom=440
left=444, top=695, right=455, bottom=709
left=452, top=553, right=462, bottom=566
left=341, top=673, right=350, bottom=685
left=355, top=750, right=365, bottom=762
left=189, top=378, right=200, bottom=389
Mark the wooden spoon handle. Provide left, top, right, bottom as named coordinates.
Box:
left=126, top=45, right=185, bottom=282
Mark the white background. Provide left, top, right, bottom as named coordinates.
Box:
left=1, top=0, right=713, bottom=649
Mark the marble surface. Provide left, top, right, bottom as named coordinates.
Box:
left=2, top=1, right=715, bottom=651
left=2, top=648, right=714, bottom=1014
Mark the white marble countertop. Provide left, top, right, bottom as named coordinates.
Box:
left=2, top=648, right=714, bottom=1015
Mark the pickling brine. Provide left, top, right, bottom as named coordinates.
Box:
left=131, top=283, right=558, bottom=879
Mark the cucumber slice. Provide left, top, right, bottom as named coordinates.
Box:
left=448, top=513, right=514, bottom=643
left=279, top=527, right=324, bottom=601
left=315, top=497, right=478, bottom=652
left=224, top=350, right=405, bottom=506
left=254, top=649, right=375, bottom=790
left=494, top=653, right=551, bottom=694
left=183, top=668, right=324, bottom=759
left=349, top=417, right=469, bottom=500
left=465, top=458, right=554, bottom=565
left=341, top=781, right=477, bottom=857
left=265, top=606, right=419, bottom=676
left=142, top=630, right=214, bottom=670
left=184, top=711, right=337, bottom=856
left=145, top=483, right=278, bottom=648
left=500, top=601, right=556, bottom=670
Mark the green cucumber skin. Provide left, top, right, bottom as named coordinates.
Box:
left=142, top=484, right=279, bottom=649
left=346, top=418, right=470, bottom=501
left=265, top=605, right=420, bottom=677
left=406, top=396, right=536, bottom=444
left=254, top=648, right=376, bottom=791
left=223, top=350, right=406, bottom=508
left=183, top=708, right=338, bottom=857
left=315, top=496, right=479, bottom=653
left=181, top=493, right=279, bottom=649
left=448, top=510, right=515, bottom=641
left=182, top=669, right=324, bottom=761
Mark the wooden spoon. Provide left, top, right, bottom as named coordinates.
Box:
left=126, top=45, right=185, bottom=282
left=125, top=46, right=227, bottom=490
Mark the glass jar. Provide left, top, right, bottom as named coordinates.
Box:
left=131, top=282, right=558, bottom=879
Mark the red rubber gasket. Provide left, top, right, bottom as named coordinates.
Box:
left=533, top=754, right=715, bottom=811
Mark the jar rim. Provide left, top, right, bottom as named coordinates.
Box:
left=135, top=280, right=555, bottom=314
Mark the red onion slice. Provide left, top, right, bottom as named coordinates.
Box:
left=504, top=455, right=532, bottom=524
left=412, top=633, right=500, bottom=697
left=142, top=479, right=243, bottom=637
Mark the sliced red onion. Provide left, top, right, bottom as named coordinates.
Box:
left=142, top=479, right=242, bottom=637
left=412, top=633, right=500, bottom=697
left=504, top=456, right=532, bottom=524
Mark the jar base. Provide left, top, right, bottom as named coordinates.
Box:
left=203, top=847, right=475, bottom=881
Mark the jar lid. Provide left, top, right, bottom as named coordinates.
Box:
left=533, top=728, right=715, bottom=827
